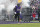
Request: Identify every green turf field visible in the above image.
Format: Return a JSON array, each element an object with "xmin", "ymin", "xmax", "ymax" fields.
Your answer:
[{"xmin": 0, "ymin": 23, "xmax": 40, "ymax": 27}]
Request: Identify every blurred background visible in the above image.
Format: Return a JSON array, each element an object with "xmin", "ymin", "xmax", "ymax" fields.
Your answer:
[{"xmin": 0, "ymin": 0, "xmax": 40, "ymax": 22}]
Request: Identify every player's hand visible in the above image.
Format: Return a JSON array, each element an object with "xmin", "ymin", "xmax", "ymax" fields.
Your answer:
[
  {"xmin": 20, "ymin": 12, "xmax": 21, "ymax": 14},
  {"xmin": 15, "ymin": 12, "xmax": 16, "ymax": 14}
]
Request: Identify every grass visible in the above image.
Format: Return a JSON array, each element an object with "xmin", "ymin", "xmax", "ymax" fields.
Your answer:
[{"xmin": 0, "ymin": 23, "xmax": 40, "ymax": 27}]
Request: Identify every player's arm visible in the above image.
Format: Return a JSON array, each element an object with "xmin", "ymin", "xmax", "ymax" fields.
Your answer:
[
  {"xmin": 20, "ymin": 7, "xmax": 22, "ymax": 14},
  {"xmin": 13, "ymin": 6, "xmax": 17, "ymax": 14}
]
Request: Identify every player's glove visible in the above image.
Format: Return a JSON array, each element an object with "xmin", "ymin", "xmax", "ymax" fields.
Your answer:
[
  {"xmin": 15, "ymin": 12, "xmax": 16, "ymax": 14},
  {"xmin": 20, "ymin": 12, "xmax": 21, "ymax": 14}
]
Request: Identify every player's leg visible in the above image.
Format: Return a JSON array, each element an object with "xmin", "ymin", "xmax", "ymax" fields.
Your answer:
[
  {"xmin": 17, "ymin": 13, "xmax": 20, "ymax": 22},
  {"xmin": 15, "ymin": 14, "xmax": 17, "ymax": 21}
]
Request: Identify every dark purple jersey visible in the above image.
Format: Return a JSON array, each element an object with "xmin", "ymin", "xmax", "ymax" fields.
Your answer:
[{"xmin": 15, "ymin": 6, "xmax": 21, "ymax": 13}]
